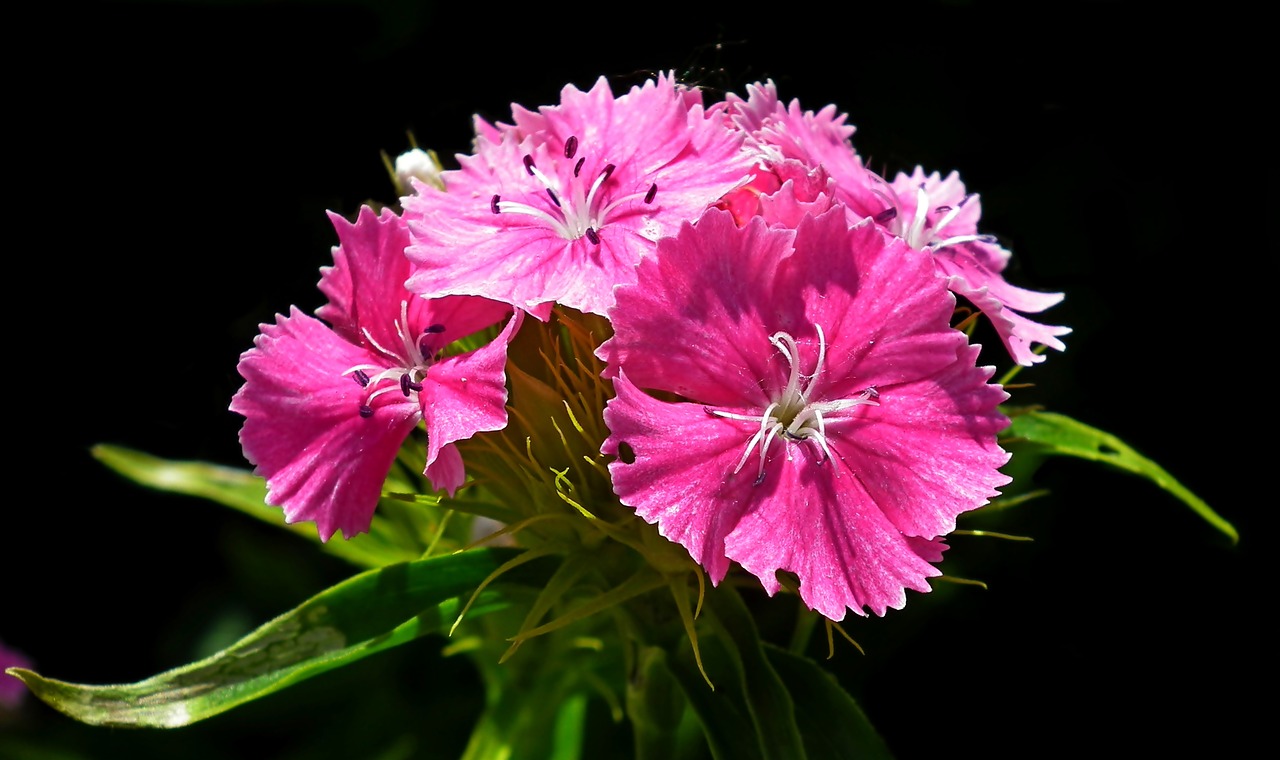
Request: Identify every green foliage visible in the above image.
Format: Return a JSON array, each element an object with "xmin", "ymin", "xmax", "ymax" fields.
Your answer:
[
  {"xmin": 8, "ymin": 549, "xmax": 554, "ymax": 728},
  {"xmin": 1002, "ymin": 409, "xmax": 1237, "ymax": 542}
]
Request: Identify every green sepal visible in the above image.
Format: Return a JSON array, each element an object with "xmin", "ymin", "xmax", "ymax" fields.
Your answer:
[
  {"xmin": 1003, "ymin": 409, "xmax": 1237, "ymax": 542},
  {"xmin": 6, "ymin": 548, "xmax": 556, "ymax": 728}
]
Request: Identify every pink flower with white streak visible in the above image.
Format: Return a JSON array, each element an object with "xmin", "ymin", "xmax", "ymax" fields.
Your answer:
[
  {"xmin": 876, "ymin": 167, "xmax": 1071, "ymax": 366},
  {"xmin": 719, "ymin": 81, "xmax": 1069, "ymax": 366},
  {"xmin": 231, "ymin": 206, "xmax": 521, "ymax": 541},
  {"xmin": 403, "ymin": 72, "xmax": 753, "ymax": 319},
  {"xmin": 600, "ymin": 206, "xmax": 1011, "ymax": 620}
]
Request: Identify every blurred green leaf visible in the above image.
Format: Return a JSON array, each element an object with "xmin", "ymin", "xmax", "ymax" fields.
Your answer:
[
  {"xmin": 91, "ymin": 444, "xmax": 423, "ymax": 567},
  {"xmin": 1004, "ymin": 410, "xmax": 1237, "ymax": 542},
  {"xmin": 7, "ymin": 548, "xmax": 555, "ymax": 728}
]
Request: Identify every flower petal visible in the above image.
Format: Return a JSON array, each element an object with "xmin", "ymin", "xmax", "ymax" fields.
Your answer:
[{"xmin": 231, "ymin": 308, "xmax": 421, "ymax": 541}]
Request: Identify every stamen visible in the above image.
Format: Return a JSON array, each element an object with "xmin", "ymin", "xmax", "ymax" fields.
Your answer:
[
  {"xmin": 489, "ymin": 140, "xmax": 653, "ymax": 244},
  {"xmin": 874, "ymin": 207, "xmax": 897, "ymax": 224},
  {"xmin": 400, "ymin": 373, "xmax": 424, "ymax": 396},
  {"xmin": 359, "ymin": 404, "xmax": 374, "ymax": 418},
  {"xmin": 708, "ymin": 324, "xmax": 879, "ymax": 484},
  {"xmin": 424, "ymin": 324, "xmax": 445, "ymax": 334},
  {"xmin": 352, "ymin": 369, "xmax": 370, "ymax": 388}
]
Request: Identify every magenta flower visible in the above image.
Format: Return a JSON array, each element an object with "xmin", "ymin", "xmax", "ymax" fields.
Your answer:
[
  {"xmin": 600, "ymin": 206, "xmax": 1011, "ymax": 620},
  {"xmin": 402, "ymin": 72, "xmax": 753, "ymax": 318},
  {"xmin": 719, "ymin": 81, "xmax": 1069, "ymax": 366},
  {"xmin": 231, "ymin": 206, "xmax": 521, "ymax": 541},
  {"xmin": 876, "ymin": 168, "xmax": 1071, "ymax": 366}
]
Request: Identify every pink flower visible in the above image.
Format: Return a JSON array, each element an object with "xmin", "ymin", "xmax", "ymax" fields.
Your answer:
[
  {"xmin": 231, "ymin": 206, "xmax": 521, "ymax": 541},
  {"xmin": 600, "ymin": 206, "xmax": 1011, "ymax": 620},
  {"xmin": 874, "ymin": 168, "xmax": 1071, "ymax": 366},
  {"xmin": 402, "ymin": 72, "xmax": 753, "ymax": 318},
  {"xmin": 719, "ymin": 81, "xmax": 1069, "ymax": 366}
]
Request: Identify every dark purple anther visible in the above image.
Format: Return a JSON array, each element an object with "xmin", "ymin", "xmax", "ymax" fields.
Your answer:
[
  {"xmin": 644, "ymin": 183, "xmax": 657, "ymax": 204},
  {"xmin": 425, "ymin": 323, "xmax": 445, "ymax": 334},
  {"xmin": 523, "ymin": 155, "xmax": 536, "ymax": 176},
  {"xmin": 359, "ymin": 404, "xmax": 374, "ymax": 419},
  {"xmin": 585, "ymin": 227, "xmax": 600, "ymax": 245},
  {"xmin": 935, "ymin": 205, "xmax": 952, "ymax": 215},
  {"xmin": 600, "ymin": 164, "xmax": 615, "ymax": 183},
  {"xmin": 977, "ymin": 234, "xmax": 998, "ymax": 244},
  {"xmin": 491, "ymin": 195, "xmax": 501, "ymax": 214},
  {"xmin": 573, "ymin": 157, "xmax": 584, "ymax": 177},
  {"xmin": 399, "ymin": 374, "xmax": 425, "ymax": 396},
  {"xmin": 546, "ymin": 188, "xmax": 561, "ymax": 207},
  {"xmin": 564, "ymin": 136, "xmax": 578, "ymax": 159},
  {"xmin": 874, "ymin": 207, "xmax": 898, "ymax": 224},
  {"xmin": 958, "ymin": 194, "xmax": 973, "ymax": 207},
  {"xmin": 352, "ymin": 369, "xmax": 371, "ymax": 388}
]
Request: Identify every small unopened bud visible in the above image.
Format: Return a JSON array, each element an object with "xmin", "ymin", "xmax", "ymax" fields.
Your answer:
[{"xmin": 391, "ymin": 147, "xmax": 444, "ymax": 194}]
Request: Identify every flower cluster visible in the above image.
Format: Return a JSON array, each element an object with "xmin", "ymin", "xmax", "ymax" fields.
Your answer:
[{"xmin": 233, "ymin": 72, "xmax": 1067, "ymax": 621}]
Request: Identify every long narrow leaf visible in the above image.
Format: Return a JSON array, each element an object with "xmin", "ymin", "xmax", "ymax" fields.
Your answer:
[
  {"xmin": 1005, "ymin": 410, "xmax": 1237, "ymax": 542},
  {"xmin": 7, "ymin": 548, "xmax": 555, "ymax": 728}
]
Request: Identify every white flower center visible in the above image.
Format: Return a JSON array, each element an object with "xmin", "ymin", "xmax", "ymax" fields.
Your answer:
[
  {"xmin": 489, "ymin": 135, "xmax": 657, "ymax": 245},
  {"xmin": 343, "ymin": 300, "xmax": 443, "ymax": 418},
  {"xmin": 708, "ymin": 324, "xmax": 880, "ymax": 484}
]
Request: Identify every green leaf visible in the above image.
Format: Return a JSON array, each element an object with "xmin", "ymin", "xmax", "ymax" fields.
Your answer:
[
  {"xmin": 90, "ymin": 444, "xmax": 423, "ymax": 567},
  {"xmin": 1004, "ymin": 410, "xmax": 1237, "ymax": 542},
  {"xmin": 663, "ymin": 586, "xmax": 808, "ymax": 760},
  {"xmin": 763, "ymin": 645, "xmax": 895, "ymax": 760},
  {"xmin": 7, "ymin": 548, "xmax": 554, "ymax": 728},
  {"xmin": 666, "ymin": 631, "xmax": 764, "ymax": 760},
  {"xmin": 704, "ymin": 587, "xmax": 806, "ymax": 760}
]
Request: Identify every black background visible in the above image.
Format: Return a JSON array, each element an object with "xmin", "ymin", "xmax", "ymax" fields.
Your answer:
[{"xmin": 8, "ymin": 1, "xmax": 1268, "ymax": 758}]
